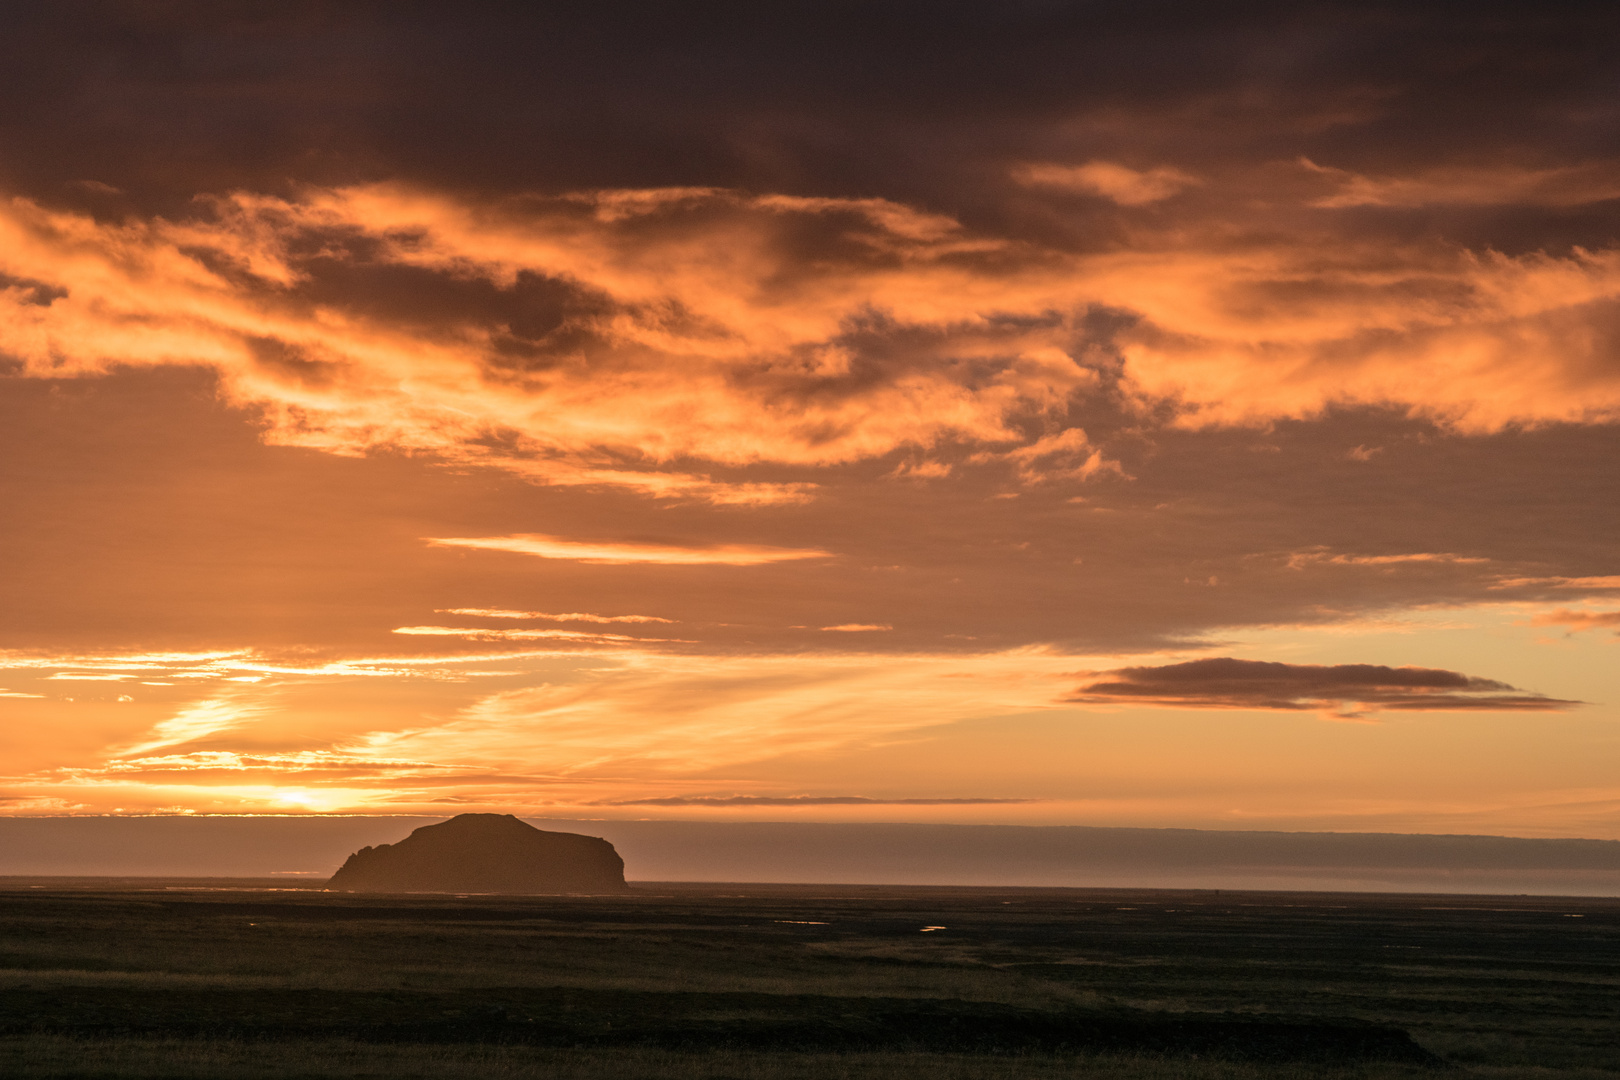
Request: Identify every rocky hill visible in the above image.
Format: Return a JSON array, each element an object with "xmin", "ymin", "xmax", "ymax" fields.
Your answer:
[{"xmin": 326, "ymin": 814, "xmax": 627, "ymax": 894}]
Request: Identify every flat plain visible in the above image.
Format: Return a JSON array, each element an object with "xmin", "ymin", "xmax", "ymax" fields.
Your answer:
[{"xmin": 0, "ymin": 881, "xmax": 1614, "ymax": 1079}]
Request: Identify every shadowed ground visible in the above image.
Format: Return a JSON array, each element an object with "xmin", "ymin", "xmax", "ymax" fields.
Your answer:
[{"xmin": 0, "ymin": 883, "xmax": 1615, "ymax": 1078}]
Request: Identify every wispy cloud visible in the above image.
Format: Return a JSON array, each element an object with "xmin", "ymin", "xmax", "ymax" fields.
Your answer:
[
  {"xmin": 1494, "ymin": 576, "xmax": 1620, "ymax": 593},
  {"xmin": 1304, "ymin": 159, "xmax": 1620, "ymax": 209},
  {"xmin": 0, "ymin": 651, "xmax": 250, "ymax": 673},
  {"xmin": 1285, "ymin": 550, "xmax": 1491, "ymax": 570},
  {"xmin": 1531, "ymin": 609, "xmax": 1620, "ymax": 635},
  {"xmin": 441, "ymin": 609, "xmax": 675, "ymax": 623},
  {"xmin": 120, "ymin": 696, "xmax": 271, "ymax": 755},
  {"xmin": 1013, "ymin": 161, "xmax": 1198, "ymax": 205},
  {"xmin": 349, "ymin": 649, "xmax": 1089, "ymax": 776},
  {"xmin": 392, "ymin": 626, "xmax": 666, "ymax": 643},
  {"xmin": 425, "ymin": 534, "xmax": 831, "ymax": 565}
]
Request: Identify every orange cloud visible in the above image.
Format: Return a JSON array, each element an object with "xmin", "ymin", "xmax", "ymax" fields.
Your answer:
[
  {"xmin": 982, "ymin": 427, "xmax": 1121, "ymax": 485},
  {"xmin": 119, "ymin": 695, "xmax": 271, "ymax": 755},
  {"xmin": 5, "ymin": 180, "xmax": 1620, "ymax": 510},
  {"xmin": 1304, "ymin": 159, "xmax": 1620, "ymax": 209},
  {"xmin": 0, "ymin": 186, "xmax": 1090, "ymax": 489},
  {"xmin": 0, "ymin": 647, "xmax": 577, "ymax": 685},
  {"xmin": 441, "ymin": 609, "xmax": 674, "ymax": 623},
  {"xmin": 424, "ymin": 534, "xmax": 830, "ymax": 565},
  {"xmin": 1491, "ymin": 575, "xmax": 1620, "ymax": 593},
  {"xmin": 1013, "ymin": 161, "xmax": 1199, "ymax": 205},
  {"xmin": 391, "ymin": 626, "xmax": 646, "ymax": 643},
  {"xmin": 1285, "ymin": 550, "xmax": 1492, "ymax": 571},
  {"xmin": 0, "ymin": 646, "xmax": 1102, "ymax": 815},
  {"xmin": 341, "ymin": 649, "xmax": 1089, "ymax": 780},
  {"xmin": 1531, "ymin": 609, "xmax": 1620, "ymax": 634}
]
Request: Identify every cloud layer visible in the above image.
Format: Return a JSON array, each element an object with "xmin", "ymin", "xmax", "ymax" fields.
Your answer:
[
  {"xmin": 4, "ymin": 175, "xmax": 1620, "ymax": 508},
  {"xmin": 1, "ymin": 2, "xmax": 1618, "ymax": 831}
]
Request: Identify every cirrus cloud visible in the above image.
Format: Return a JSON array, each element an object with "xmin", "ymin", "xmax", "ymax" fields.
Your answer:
[
  {"xmin": 441, "ymin": 609, "xmax": 675, "ymax": 623},
  {"xmin": 424, "ymin": 534, "xmax": 830, "ymax": 565}
]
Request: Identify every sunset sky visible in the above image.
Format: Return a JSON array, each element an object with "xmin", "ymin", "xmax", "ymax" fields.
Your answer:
[{"xmin": 2, "ymin": 1, "xmax": 1618, "ymax": 837}]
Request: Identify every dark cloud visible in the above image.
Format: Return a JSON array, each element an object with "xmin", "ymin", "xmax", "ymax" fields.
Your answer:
[
  {"xmin": 1069, "ymin": 658, "xmax": 1581, "ymax": 715},
  {"xmin": 4, "ymin": 1, "xmax": 1619, "ymax": 242}
]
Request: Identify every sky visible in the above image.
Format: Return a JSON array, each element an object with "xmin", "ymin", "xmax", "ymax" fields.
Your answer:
[{"xmin": 1, "ymin": 1, "xmax": 1618, "ymax": 838}]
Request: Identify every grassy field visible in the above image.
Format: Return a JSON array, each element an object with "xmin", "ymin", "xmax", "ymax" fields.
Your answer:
[{"xmin": 0, "ymin": 882, "xmax": 1615, "ymax": 1078}]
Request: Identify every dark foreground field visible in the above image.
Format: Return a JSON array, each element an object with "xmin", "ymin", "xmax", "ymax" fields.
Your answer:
[{"xmin": 0, "ymin": 882, "xmax": 1614, "ymax": 1079}]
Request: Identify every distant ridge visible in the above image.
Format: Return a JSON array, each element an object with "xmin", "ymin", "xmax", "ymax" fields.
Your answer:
[{"xmin": 327, "ymin": 814, "xmax": 628, "ymax": 894}]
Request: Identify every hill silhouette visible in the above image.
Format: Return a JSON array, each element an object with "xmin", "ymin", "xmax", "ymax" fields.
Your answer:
[{"xmin": 327, "ymin": 814, "xmax": 627, "ymax": 894}]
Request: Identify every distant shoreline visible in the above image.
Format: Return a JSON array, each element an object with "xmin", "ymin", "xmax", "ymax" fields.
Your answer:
[
  {"xmin": 1, "ymin": 877, "xmax": 1616, "ymax": 902},
  {"xmin": 3, "ymin": 818, "xmax": 1618, "ymax": 896}
]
